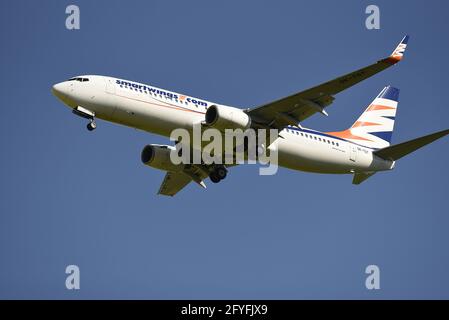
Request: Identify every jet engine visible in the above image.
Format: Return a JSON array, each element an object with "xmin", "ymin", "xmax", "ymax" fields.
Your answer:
[
  {"xmin": 141, "ymin": 144, "xmax": 183, "ymax": 172},
  {"xmin": 205, "ymin": 105, "xmax": 251, "ymax": 130}
]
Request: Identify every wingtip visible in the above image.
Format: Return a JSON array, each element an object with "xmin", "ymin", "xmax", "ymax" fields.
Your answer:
[{"xmin": 386, "ymin": 35, "xmax": 409, "ymax": 64}]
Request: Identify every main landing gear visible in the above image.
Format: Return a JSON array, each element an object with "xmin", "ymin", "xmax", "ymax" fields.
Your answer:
[{"xmin": 209, "ymin": 165, "xmax": 227, "ymax": 183}]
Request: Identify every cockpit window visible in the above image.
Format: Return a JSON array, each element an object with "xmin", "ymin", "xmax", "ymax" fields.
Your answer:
[{"xmin": 67, "ymin": 77, "xmax": 89, "ymax": 82}]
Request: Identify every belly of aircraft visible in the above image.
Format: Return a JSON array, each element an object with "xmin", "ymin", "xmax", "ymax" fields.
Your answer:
[{"xmin": 276, "ymin": 138, "xmax": 352, "ymax": 174}]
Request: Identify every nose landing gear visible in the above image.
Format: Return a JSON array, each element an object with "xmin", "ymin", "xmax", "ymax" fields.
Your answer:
[
  {"xmin": 72, "ymin": 106, "xmax": 97, "ymax": 132},
  {"xmin": 87, "ymin": 119, "xmax": 97, "ymax": 131}
]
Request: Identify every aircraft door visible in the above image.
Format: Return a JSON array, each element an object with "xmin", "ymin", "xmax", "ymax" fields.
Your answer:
[
  {"xmin": 100, "ymin": 77, "xmax": 117, "ymax": 118},
  {"xmin": 349, "ymin": 145, "xmax": 357, "ymax": 162},
  {"xmin": 105, "ymin": 78, "xmax": 116, "ymax": 94}
]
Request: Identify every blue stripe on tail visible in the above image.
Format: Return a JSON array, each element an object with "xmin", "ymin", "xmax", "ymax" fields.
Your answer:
[
  {"xmin": 377, "ymin": 86, "xmax": 400, "ymax": 101},
  {"xmin": 370, "ymin": 131, "xmax": 393, "ymax": 143}
]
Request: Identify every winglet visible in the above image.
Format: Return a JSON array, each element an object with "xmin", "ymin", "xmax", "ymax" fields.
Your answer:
[{"xmin": 386, "ymin": 35, "xmax": 409, "ymax": 64}]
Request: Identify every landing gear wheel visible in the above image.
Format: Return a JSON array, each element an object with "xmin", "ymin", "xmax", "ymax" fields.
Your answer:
[
  {"xmin": 87, "ymin": 121, "xmax": 97, "ymax": 131},
  {"xmin": 216, "ymin": 166, "xmax": 227, "ymax": 180},
  {"xmin": 210, "ymin": 172, "xmax": 220, "ymax": 183}
]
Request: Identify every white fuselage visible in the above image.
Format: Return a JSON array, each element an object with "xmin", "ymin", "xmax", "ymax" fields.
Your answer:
[{"xmin": 52, "ymin": 75, "xmax": 394, "ymax": 175}]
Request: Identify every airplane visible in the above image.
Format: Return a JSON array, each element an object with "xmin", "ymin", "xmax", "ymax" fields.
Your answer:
[{"xmin": 52, "ymin": 35, "xmax": 448, "ymax": 196}]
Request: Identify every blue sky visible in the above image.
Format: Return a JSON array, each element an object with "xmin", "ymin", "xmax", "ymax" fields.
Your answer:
[{"xmin": 0, "ymin": 0, "xmax": 448, "ymax": 299}]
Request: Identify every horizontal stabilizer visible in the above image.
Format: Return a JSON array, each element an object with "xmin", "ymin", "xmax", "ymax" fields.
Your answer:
[
  {"xmin": 352, "ymin": 172, "xmax": 376, "ymax": 185},
  {"xmin": 374, "ymin": 129, "xmax": 449, "ymax": 161}
]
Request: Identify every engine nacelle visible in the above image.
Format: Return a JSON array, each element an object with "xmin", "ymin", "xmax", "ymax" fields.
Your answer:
[
  {"xmin": 205, "ymin": 105, "xmax": 251, "ymax": 130},
  {"xmin": 141, "ymin": 144, "xmax": 183, "ymax": 172}
]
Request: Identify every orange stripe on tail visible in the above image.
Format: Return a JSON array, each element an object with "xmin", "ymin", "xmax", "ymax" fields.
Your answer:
[
  {"xmin": 366, "ymin": 104, "xmax": 396, "ymax": 111},
  {"xmin": 326, "ymin": 129, "xmax": 373, "ymax": 141},
  {"xmin": 351, "ymin": 121, "xmax": 381, "ymax": 128}
]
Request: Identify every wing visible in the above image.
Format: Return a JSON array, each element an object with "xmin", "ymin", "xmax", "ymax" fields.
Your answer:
[
  {"xmin": 158, "ymin": 172, "xmax": 192, "ymax": 196},
  {"xmin": 157, "ymin": 165, "xmax": 209, "ymax": 196},
  {"xmin": 247, "ymin": 35, "xmax": 409, "ymax": 130}
]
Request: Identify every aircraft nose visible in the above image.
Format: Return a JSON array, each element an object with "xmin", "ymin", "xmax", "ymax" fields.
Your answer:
[{"xmin": 51, "ymin": 82, "xmax": 67, "ymax": 99}]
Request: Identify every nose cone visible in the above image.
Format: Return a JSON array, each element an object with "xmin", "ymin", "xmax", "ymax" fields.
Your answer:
[
  {"xmin": 52, "ymin": 82, "xmax": 67, "ymax": 100},
  {"xmin": 52, "ymin": 81, "xmax": 77, "ymax": 108}
]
